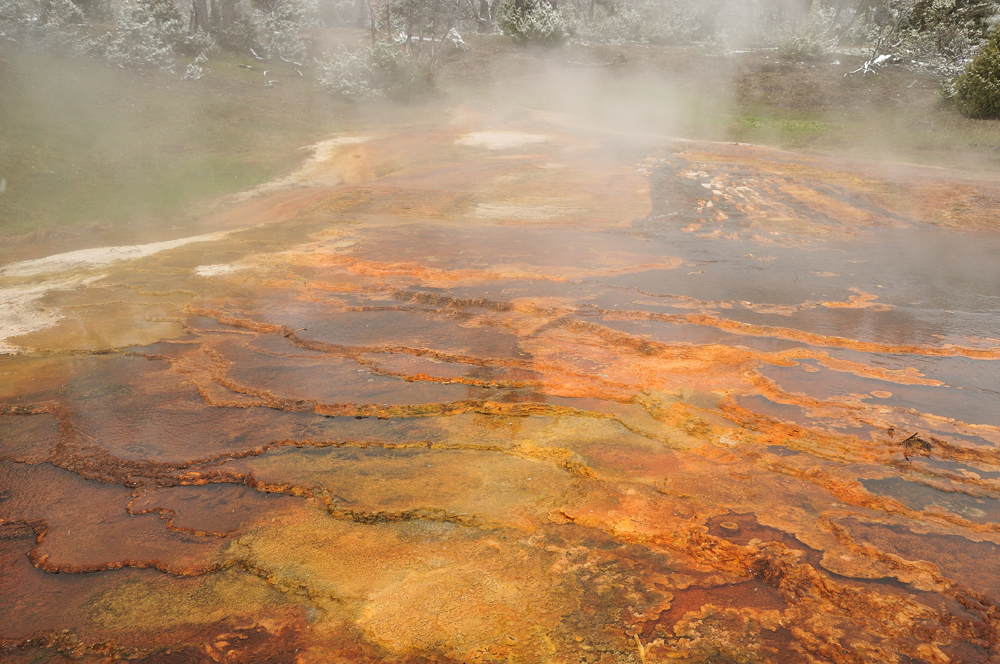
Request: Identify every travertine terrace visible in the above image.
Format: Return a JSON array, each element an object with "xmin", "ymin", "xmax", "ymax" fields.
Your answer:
[{"xmin": 3, "ymin": 106, "xmax": 1000, "ymax": 663}]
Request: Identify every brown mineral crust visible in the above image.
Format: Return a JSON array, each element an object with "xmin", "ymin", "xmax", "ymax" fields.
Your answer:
[
  {"xmin": 717, "ymin": 400, "xmax": 1000, "ymax": 531},
  {"xmin": 225, "ymin": 445, "xmax": 577, "ymax": 531},
  {"xmin": 296, "ymin": 138, "xmax": 652, "ymax": 226},
  {"xmin": 834, "ymin": 516, "xmax": 1000, "ymax": 602},
  {"xmin": 5, "ymin": 115, "xmax": 1000, "ymax": 662},
  {"xmin": 350, "ymin": 525, "xmax": 671, "ymax": 663},
  {"xmin": 671, "ymin": 143, "xmax": 1000, "ymax": 232},
  {"xmin": 283, "ymin": 309, "xmax": 527, "ymax": 362},
  {"xmin": 0, "ymin": 461, "xmax": 224, "ymax": 575},
  {"xmin": 13, "ymin": 301, "xmax": 187, "ymax": 353},
  {"xmin": 126, "ymin": 483, "xmax": 311, "ymax": 538},
  {"xmin": 719, "ymin": 397, "xmax": 916, "ymax": 466},
  {"xmin": 602, "ymin": 286, "xmax": 902, "ymax": 319},
  {"xmin": 646, "ymin": 602, "xmax": 798, "ymax": 664},
  {"xmin": 2, "ymin": 618, "xmax": 312, "ymax": 664},
  {"xmin": 213, "ymin": 336, "xmax": 478, "ymax": 406},
  {"xmin": 706, "ymin": 512, "xmax": 823, "ymax": 567},
  {"xmin": 781, "ymin": 351, "xmax": 941, "ymax": 386},
  {"xmin": 2, "ymin": 353, "xmax": 347, "ymax": 463},
  {"xmin": 112, "ymin": 621, "xmax": 310, "ymax": 664},
  {"xmin": 392, "ymin": 289, "xmax": 518, "ymax": 311},
  {"xmin": 600, "ymin": 308, "xmax": 1000, "ymax": 359},
  {"xmin": 551, "ymin": 476, "xmax": 1000, "ymax": 659},
  {"xmin": 225, "ymin": 515, "xmax": 596, "ymax": 662},
  {"xmin": 0, "ymin": 520, "xmax": 306, "ymax": 661},
  {"xmin": 649, "ymin": 582, "xmax": 789, "ymax": 634},
  {"xmin": 0, "ymin": 409, "xmax": 61, "ymax": 463},
  {"xmin": 283, "ymin": 251, "xmax": 684, "ymax": 286},
  {"xmin": 573, "ymin": 439, "xmax": 681, "ymax": 483},
  {"xmin": 519, "ymin": 322, "xmax": 760, "ymax": 398},
  {"xmin": 357, "ymin": 352, "xmax": 545, "ymax": 388},
  {"xmin": 182, "ymin": 301, "xmax": 888, "ymax": 419},
  {"xmin": 185, "ymin": 306, "xmax": 534, "ymax": 368}
]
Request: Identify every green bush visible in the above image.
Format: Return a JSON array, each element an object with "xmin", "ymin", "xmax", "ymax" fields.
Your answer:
[
  {"xmin": 954, "ymin": 30, "xmax": 1000, "ymax": 118},
  {"xmin": 496, "ymin": 0, "xmax": 567, "ymax": 46}
]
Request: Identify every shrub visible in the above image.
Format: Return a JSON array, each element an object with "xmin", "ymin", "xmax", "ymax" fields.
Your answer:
[
  {"xmin": 215, "ymin": 0, "xmax": 322, "ymax": 59},
  {"xmin": 217, "ymin": 0, "xmax": 261, "ymax": 53},
  {"xmin": 954, "ymin": 28, "xmax": 1000, "ymax": 117},
  {"xmin": 72, "ymin": 0, "xmax": 112, "ymax": 21},
  {"xmin": 183, "ymin": 62, "xmax": 204, "ymax": 79},
  {"xmin": 259, "ymin": 0, "xmax": 313, "ymax": 59},
  {"xmin": 0, "ymin": 0, "xmax": 83, "ymax": 50},
  {"xmin": 444, "ymin": 27, "xmax": 467, "ymax": 52},
  {"xmin": 317, "ymin": 42, "xmax": 427, "ymax": 99},
  {"xmin": 776, "ymin": 0, "xmax": 837, "ymax": 61},
  {"xmin": 134, "ymin": 0, "xmax": 214, "ymax": 56},
  {"xmin": 905, "ymin": 0, "xmax": 1000, "ymax": 54},
  {"xmin": 572, "ymin": 5, "xmax": 643, "ymax": 43},
  {"xmin": 86, "ymin": 0, "xmax": 178, "ymax": 69},
  {"xmin": 496, "ymin": 0, "xmax": 567, "ymax": 46},
  {"xmin": 568, "ymin": 0, "xmax": 705, "ymax": 45}
]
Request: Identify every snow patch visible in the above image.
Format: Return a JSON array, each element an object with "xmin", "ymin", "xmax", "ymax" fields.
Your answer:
[
  {"xmin": 194, "ymin": 264, "xmax": 238, "ymax": 277},
  {"xmin": 0, "ymin": 231, "xmax": 233, "ymax": 277},
  {"xmin": 473, "ymin": 203, "xmax": 582, "ymax": 220},
  {"xmin": 0, "ymin": 277, "xmax": 103, "ymax": 354}
]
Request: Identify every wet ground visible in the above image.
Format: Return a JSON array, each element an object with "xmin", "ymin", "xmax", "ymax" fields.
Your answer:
[{"xmin": 2, "ymin": 105, "xmax": 1000, "ymax": 663}]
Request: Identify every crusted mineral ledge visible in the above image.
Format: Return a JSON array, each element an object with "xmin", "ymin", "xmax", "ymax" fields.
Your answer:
[{"xmin": 2, "ymin": 108, "xmax": 1000, "ymax": 663}]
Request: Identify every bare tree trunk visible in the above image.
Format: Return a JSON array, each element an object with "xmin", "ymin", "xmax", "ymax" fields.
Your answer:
[
  {"xmin": 356, "ymin": 0, "xmax": 366, "ymax": 28},
  {"xmin": 478, "ymin": 0, "xmax": 490, "ymax": 31},
  {"xmin": 217, "ymin": 0, "xmax": 236, "ymax": 31},
  {"xmin": 367, "ymin": 0, "xmax": 376, "ymax": 47},
  {"xmin": 429, "ymin": 19, "xmax": 436, "ymax": 64},
  {"xmin": 190, "ymin": 0, "xmax": 210, "ymax": 33}
]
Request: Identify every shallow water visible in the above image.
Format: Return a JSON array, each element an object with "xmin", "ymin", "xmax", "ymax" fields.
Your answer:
[{"xmin": 2, "ymin": 106, "xmax": 1000, "ymax": 663}]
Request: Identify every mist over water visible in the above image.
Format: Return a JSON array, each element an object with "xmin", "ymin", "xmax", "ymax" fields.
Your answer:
[{"xmin": 5, "ymin": 8, "xmax": 1000, "ymax": 662}]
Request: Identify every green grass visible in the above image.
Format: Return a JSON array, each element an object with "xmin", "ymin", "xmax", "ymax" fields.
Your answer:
[{"xmin": 727, "ymin": 113, "xmax": 832, "ymax": 146}]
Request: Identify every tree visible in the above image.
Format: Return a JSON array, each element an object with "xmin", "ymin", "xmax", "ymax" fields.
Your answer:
[
  {"xmin": 496, "ymin": 0, "xmax": 567, "ymax": 45},
  {"xmin": 954, "ymin": 27, "xmax": 1000, "ymax": 118},
  {"xmin": 190, "ymin": 0, "xmax": 238, "ymax": 36}
]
